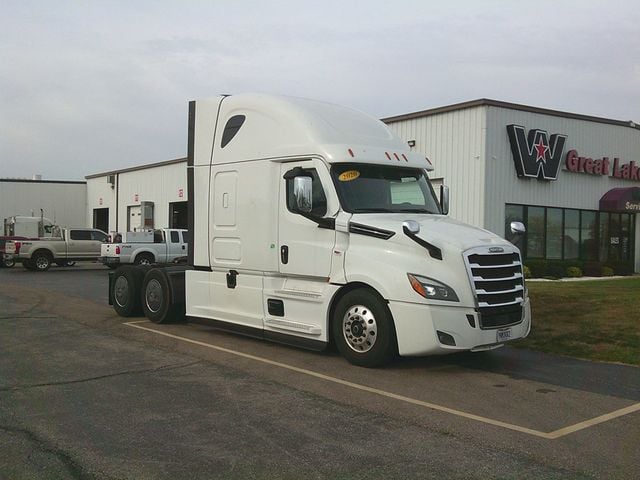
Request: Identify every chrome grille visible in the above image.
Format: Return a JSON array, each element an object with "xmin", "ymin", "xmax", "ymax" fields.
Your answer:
[{"xmin": 464, "ymin": 246, "xmax": 525, "ymax": 329}]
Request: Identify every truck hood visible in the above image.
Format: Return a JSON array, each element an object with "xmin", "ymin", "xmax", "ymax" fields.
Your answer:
[{"xmin": 350, "ymin": 213, "xmax": 511, "ymax": 251}]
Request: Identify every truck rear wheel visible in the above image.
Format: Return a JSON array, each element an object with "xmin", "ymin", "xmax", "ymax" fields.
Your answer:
[
  {"xmin": 32, "ymin": 251, "xmax": 53, "ymax": 272},
  {"xmin": 141, "ymin": 268, "xmax": 185, "ymax": 324},
  {"xmin": 135, "ymin": 253, "xmax": 154, "ymax": 266},
  {"xmin": 2, "ymin": 256, "xmax": 15, "ymax": 268},
  {"xmin": 332, "ymin": 288, "xmax": 397, "ymax": 368},
  {"xmin": 111, "ymin": 266, "xmax": 145, "ymax": 317}
]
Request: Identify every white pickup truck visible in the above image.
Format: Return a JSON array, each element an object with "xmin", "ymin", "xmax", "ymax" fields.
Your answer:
[
  {"xmin": 100, "ymin": 229, "xmax": 188, "ymax": 267},
  {"xmin": 7, "ymin": 227, "xmax": 110, "ymax": 271}
]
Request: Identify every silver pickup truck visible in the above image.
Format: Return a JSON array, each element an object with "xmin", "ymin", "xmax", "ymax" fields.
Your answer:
[
  {"xmin": 6, "ymin": 227, "xmax": 109, "ymax": 271},
  {"xmin": 100, "ymin": 228, "xmax": 188, "ymax": 267}
]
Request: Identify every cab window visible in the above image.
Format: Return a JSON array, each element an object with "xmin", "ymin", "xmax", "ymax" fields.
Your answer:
[
  {"xmin": 70, "ymin": 230, "xmax": 91, "ymax": 240},
  {"xmin": 91, "ymin": 231, "xmax": 108, "ymax": 242},
  {"xmin": 285, "ymin": 168, "xmax": 327, "ymax": 217},
  {"xmin": 170, "ymin": 231, "xmax": 180, "ymax": 243}
]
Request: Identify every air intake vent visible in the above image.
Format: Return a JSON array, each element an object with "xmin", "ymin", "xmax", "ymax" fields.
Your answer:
[{"xmin": 464, "ymin": 246, "xmax": 524, "ymax": 329}]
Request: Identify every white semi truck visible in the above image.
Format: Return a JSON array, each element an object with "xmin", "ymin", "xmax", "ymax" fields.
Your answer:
[
  {"xmin": 109, "ymin": 94, "xmax": 531, "ymax": 367},
  {"xmin": 4, "ymin": 215, "xmax": 54, "ymax": 238}
]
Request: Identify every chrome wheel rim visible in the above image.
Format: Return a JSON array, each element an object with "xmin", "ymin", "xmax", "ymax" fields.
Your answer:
[
  {"xmin": 342, "ymin": 304, "xmax": 377, "ymax": 353},
  {"xmin": 114, "ymin": 276, "xmax": 129, "ymax": 307},
  {"xmin": 139, "ymin": 257, "xmax": 151, "ymax": 265},
  {"xmin": 36, "ymin": 256, "xmax": 49, "ymax": 270},
  {"xmin": 145, "ymin": 279, "xmax": 163, "ymax": 313}
]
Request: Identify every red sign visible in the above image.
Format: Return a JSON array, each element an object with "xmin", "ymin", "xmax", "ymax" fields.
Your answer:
[
  {"xmin": 566, "ymin": 150, "xmax": 640, "ymax": 181},
  {"xmin": 178, "ymin": 188, "xmax": 184, "ymax": 198}
]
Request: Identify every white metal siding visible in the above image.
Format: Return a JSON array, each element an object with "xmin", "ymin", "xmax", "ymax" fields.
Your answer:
[
  {"xmin": 86, "ymin": 177, "xmax": 116, "ymax": 230},
  {"xmin": 86, "ymin": 161, "xmax": 187, "ymax": 233},
  {"xmin": 0, "ymin": 181, "xmax": 86, "ymax": 229},
  {"xmin": 386, "ymin": 106, "xmax": 487, "ymax": 227},
  {"xmin": 484, "ymin": 106, "xmax": 640, "ymax": 237}
]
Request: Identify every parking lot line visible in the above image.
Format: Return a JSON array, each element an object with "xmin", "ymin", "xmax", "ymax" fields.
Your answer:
[{"xmin": 124, "ymin": 321, "xmax": 640, "ymax": 440}]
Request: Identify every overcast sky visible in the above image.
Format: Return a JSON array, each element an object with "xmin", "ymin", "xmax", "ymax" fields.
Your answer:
[{"xmin": 1, "ymin": 0, "xmax": 639, "ymax": 180}]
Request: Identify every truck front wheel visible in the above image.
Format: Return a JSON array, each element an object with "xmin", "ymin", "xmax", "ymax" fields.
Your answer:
[
  {"xmin": 332, "ymin": 289, "xmax": 397, "ymax": 368},
  {"xmin": 32, "ymin": 251, "xmax": 53, "ymax": 272},
  {"xmin": 111, "ymin": 266, "xmax": 145, "ymax": 317},
  {"xmin": 142, "ymin": 269, "xmax": 184, "ymax": 324}
]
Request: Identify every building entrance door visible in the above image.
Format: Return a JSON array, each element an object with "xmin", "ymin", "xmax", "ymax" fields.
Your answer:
[
  {"xmin": 169, "ymin": 201, "xmax": 188, "ymax": 229},
  {"xmin": 93, "ymin": 208, "xmax": 109, "ymax": 232}
]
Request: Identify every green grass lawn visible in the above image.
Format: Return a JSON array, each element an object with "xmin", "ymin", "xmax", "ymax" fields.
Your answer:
[{"xmin": 513, "ymin": 277, "xmax": 640, "ymax": 366}]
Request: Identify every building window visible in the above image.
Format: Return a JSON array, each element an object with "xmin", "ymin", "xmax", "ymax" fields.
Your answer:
[
  {"xmin": 504, "ymin": 204, "xmax": 524, "ymax": 244},
  {"xmin": 546, "ymin": 208, "xmax": 563, "ymax": 259},
  {"xmin": 506, "ymin": 203, "xmax": 635, "ymax": 267},
  {"xmin": 580, "ymin": 211, "xmax": 597, "ymax": 260},
  {"xmin": 599, "ymin": 213, "xmax": 609, "ymax": 262},
  {"xmin": 564, "ymin": 209, "xmax": 580, "ymax": 260},
  {"xmin": 526, "ymin": 206, "xmax": 546, "ymax": 258}
]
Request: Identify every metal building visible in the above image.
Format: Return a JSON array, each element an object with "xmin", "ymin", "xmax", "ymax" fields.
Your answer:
[
  {"xmin": 85, "ymin": 158, "xmax": 188, "ymax": 235},
  {"xmin": 383, "ymin": 99, "xmax": 640, "ymax": 273},
  {"xmin": 83, "ymin": 98, "xmax": 640, "ymax": 274},
  {"xmin": 0, "ymin": 178, "xmax": 87, "ymax": 231}
]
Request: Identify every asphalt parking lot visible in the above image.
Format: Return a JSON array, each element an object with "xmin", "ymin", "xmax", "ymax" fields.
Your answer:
[{"xmin": 1, "ymin": 263, "xmax": 639, "ymax": 479}]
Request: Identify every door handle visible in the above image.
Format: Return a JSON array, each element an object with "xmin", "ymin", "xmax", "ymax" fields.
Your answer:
[{"xmin": 280, "ymin": 245, "xmax": 289, "ymax": 264}]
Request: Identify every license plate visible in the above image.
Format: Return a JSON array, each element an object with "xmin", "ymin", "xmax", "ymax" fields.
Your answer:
[{"xmin": 497, "ymin": 328, "xmax": 512, "ymax": 342}]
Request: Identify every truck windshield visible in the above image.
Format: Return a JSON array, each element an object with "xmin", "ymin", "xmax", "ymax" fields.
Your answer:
[{"xmin": 331, "ymin": 163, "xmax": 441, "ymax": 214}]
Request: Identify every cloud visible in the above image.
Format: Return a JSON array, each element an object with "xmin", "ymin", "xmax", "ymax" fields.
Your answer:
[{"xmin": 0, "ymin": 0, "xmax": 639, "ymax": 179}]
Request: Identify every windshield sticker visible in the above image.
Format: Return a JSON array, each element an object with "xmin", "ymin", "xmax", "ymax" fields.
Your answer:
[{"xmin": 338, "ymin": 170, "xmax": 360, "ymax": 182}]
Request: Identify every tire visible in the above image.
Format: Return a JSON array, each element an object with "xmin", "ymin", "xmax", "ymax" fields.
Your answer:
[
  {"xmin": 134, "ymin": 253, "xmax": 155, "ymax": 266},
  {"xmin": 111, "ymin": 266, "xmax": 145, "ymax": 317},
  {"xmin": 2, "ymin": 256, "xmax": 15, "ymax": 268},
  {"xmin": 141, "ymin": 268, "xmax": 184, "ymax": 324},
  {"xmin": 332, "ymin": 288, "xmax": 397, "ymax": 368},
  {"xmin": 32, "ymin": 251, "xmax": 53, "ymax": 272}
]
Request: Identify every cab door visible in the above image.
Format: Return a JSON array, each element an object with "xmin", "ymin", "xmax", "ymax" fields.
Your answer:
[
  {"xmin": 67, "ymin": 229, "xmax": 94, "ymax": 258},
  {"xmin": 167, "ymin": 230, "xmax": 186, "ymax": 260},
  {"xmin": 278, "ymin": 160, "xmax": 335, "ymax": 278}
]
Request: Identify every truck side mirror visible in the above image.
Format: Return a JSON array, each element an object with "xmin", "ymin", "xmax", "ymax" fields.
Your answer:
[
  {"xmin": 293, "ymin": 176, "xmax": 313, "ymax": 213},
  {"xmin": 440, "ymin": 185, "xmax": 450, "ymax": 215},
  {"xmin": 510, "ymin": 221, "xmax": 526, "ymax": 236},
  {"xmin": 509, "ymin": 221, "xmax": 526, "ymax": 248}
]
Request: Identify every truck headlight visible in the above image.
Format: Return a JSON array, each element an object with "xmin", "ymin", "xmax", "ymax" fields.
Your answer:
[{"xmin": 407, "ymin": 274, "xmax": 459, "ymax": 302}]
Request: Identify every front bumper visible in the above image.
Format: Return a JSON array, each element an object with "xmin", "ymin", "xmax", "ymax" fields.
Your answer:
[{"xmin": 388, "ymin": 297, "xmax": 531, "ymax": 356}]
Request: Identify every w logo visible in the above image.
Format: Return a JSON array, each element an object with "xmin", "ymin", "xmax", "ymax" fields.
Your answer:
[{"xmin": 506, "ymin": 125, "xmax": 567, "ymax": 181}]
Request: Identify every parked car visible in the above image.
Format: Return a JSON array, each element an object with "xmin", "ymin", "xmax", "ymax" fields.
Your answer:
[
  {"xmin": 100, "ymin": 229, "xmax": 188, "ymax": 267},
  {"xmin": 8, "ymin": 227, "xmax": 109, "ymax": 271},
  {"xmin": 0, "ymin": 236, "xmax": 31, "ymax": 268}
]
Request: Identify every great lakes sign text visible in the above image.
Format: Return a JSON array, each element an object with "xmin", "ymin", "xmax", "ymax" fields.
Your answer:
[{"xmin": 506, "ymin": 125, "xmax": 639, "ymax": 182}]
